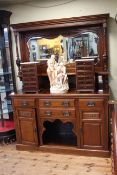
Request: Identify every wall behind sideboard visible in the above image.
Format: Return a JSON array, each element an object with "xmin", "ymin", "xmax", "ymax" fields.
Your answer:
[{"xmin": 0, "ymin": 0, "xmax": 117, "ymax": 99}]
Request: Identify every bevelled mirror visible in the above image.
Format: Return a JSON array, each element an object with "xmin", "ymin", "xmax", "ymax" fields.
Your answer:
[{"xmin": 27, "ymin": 31, "xmax": 99, "ymax": 63}]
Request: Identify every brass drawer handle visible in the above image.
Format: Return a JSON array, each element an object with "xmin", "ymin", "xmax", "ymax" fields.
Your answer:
[
  {"xmin": 45, "ymin": 111, "xmax": 52, "ymax": 116},
  {"xmin": 63, "ymin": 111, "xmax": 70, "ymax": 117},
  {"xmin": 44, "ymin": 101, "xmax": 51, "ymax": 107},
  {"xmin": 87, "ymin": 101, "xmax": 95, "ymax": 107},
  {"xmin": 21, "ymin": 101, "xmax": 28, "ymax": 107},
  {"xmin": 61, "ymin": 101, "xmax": 69, "ymax": 107}
]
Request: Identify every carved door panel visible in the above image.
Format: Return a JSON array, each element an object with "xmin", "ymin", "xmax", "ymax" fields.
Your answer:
[
  {"xmin": 16, "ymin": 108, "xmax": 38, "ymax": 146},
  {"xmin": 80, "ymin": 110, "xmax": 105, "ymax": 150}
]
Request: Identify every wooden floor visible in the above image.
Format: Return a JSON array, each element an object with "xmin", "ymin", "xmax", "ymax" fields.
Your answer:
[{"xmin": 0, "ymin": 143, "xmax": 111, "ymax": 175}]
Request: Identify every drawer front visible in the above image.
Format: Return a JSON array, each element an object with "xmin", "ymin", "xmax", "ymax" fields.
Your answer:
[
  {"xmin": 13, "ymin": 98, "xmax": 35, "ymax": 108},
  {"xmin": 82, "ymin": 111, "xmax": 102, "ymax": 119},
  {"xmin": 77, "ymin": 78, "xmax": 94, "ymax": 84},
  {"xmin": 21, "ymin": 64, "xmax": 37, "ymax": 70},
  {"xmin": 39, "ymin": 99, "xmax": 75, "ymax": 108},
  {"xmin": 76, "ymin": 65, "xmax": 94, "ymax": 71},
  {"xmin": 76, "ymin": 60, "xmax": 94, "ymax": 66},
  {"xmin": 79, "ymin": 99, "xmax": 104, "ymax": 110},
  {"xmin": 17, "ymin": 108, "xmax": 35, "ymax": 118},
  {"xmin": 39, "ymin": 108, "xmax": 75, "ymax": 118},
  {"xmin": 77, "ymin": 84, "xmax": 94, "ymax": 89},
  {"xmin": 76, "ymin": 72, "xmax": 94, "ymax": 76}
]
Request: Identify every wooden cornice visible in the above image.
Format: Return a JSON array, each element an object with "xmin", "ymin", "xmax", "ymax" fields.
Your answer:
[{"xmin": 11, "ymin": 13, "xmax": 109, "ymax": 32}]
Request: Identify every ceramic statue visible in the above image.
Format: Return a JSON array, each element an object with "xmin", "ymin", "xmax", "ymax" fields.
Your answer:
[{"xmin": 47, "ymin": 55, "xmax": 69, "ymax": 93}]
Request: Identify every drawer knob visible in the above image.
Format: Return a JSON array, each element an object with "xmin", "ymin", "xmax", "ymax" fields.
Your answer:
[
  {"xmin": 44, "ymin": 101, "xmax": 51, "ymax": 107},
  {"xmin": 63, "ymin": 111, "xmax": 70, "ymax": 117},
  {"xmin": 62, "ymin": 101, "xmax": 69, "ymax": 107},
  {"xmin": 21, "ymin": 101, "xmax": 28, "ymax": 107},
  {"xmin": 87, "ymin": 101, "xmax": 95, "ymax": 107},
  {"xmin": 45, "ymin": 111, "xmax": 52, "ymax": 116}
]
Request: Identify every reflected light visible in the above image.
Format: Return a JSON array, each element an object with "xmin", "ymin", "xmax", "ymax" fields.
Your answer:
[{"xmin": 4, "ymin": 28, "xmax": 8, "ymax": 33}]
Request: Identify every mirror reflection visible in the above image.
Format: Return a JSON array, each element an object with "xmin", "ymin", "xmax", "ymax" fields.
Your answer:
[{"xmin": 27, "ymin": 32, "xmax": 99, "ymax": 63}]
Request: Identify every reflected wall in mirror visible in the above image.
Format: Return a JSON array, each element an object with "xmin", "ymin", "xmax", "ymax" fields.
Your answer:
[{"xmin": 27, "ymin": 32, "xmax": 99, "ymax": 63}]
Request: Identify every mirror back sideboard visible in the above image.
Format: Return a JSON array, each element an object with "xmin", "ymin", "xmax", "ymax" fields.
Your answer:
[{"xmin": 10, "ymin": 14, "xmax": 110, "ymax": 157}]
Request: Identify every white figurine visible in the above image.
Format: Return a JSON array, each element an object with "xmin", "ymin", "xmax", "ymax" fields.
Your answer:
[
  {"xmin": 47, "ymin": 54, "xmax": 57, "ymax": 87},
  {"xmin": 47, "ymin": 55, "xmax": 69, "ymax": 93},
  {"xmin": 56, "ymin": 62, "xmax": 67, "ymax": 87}
]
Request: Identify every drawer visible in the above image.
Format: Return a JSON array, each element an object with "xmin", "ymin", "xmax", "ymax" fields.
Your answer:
[
  {"xmin": 76, "ymin": 71, "xmax": 94, "ymax": 76},
  {"xmin": 79, "ymin": 99, "xmax": 104, "ymax": 110},
  {"xmin": 17, "ymin": 108, "xmax": 35, "ymax": 118},
  {"xmin": 76, "ymin": 65, "xmax": 94, "ymax": 71},
  {"xmin": 82, "ymin": 111, "xmax": 101, "ymax": 119},
  {"xmin": 21, "ymin": 63, "xmax": 37, "ymax": 69},
  {"xmin": 77, "ymin": 80, "xmax": 94, "ymax": 85},
  {"xmin": 13, "ymin": 98, "xmax": 35, "ymax": 108},
  {"xmin": 22, "ymin": 77, "xmax": 37, "ymax": 81},
  {"xmin": 22, "ymin": 68, "xmax": 36, "ymax": 73},
  {"xmin": 76, "ymin": 60, "xmax": 94, "ymax": 66},
  {"xmin": 39, "ymin": 108, "xmax": 75, "ymax": 118},
  {"xmin": 39, "ymin": 99, "xmax": 75, "ymax": 108},
  {"xmin": 77, "ymin": 84, "xmax": 94, "ymax": 89}
]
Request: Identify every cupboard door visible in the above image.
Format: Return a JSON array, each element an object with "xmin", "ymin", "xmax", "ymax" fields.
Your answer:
[
  {"xmin": 80, "ymin": 111, "xmax": 104, "ymax": 150},
  {"xmin": 16, "ymin": 109, "xmax": 38, "ymax": 146}
]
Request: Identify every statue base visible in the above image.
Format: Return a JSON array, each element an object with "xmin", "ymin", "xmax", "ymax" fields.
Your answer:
[{"xmin": 50, "ymin": 86, "xmax": 68, "ymax": 94}]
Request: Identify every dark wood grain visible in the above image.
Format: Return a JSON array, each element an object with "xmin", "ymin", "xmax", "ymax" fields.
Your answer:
[{"xmin": 109, "ymin": 101, "xmax": 117, "ymax": 175}]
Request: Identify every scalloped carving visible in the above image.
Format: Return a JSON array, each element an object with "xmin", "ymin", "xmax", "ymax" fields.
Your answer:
[{"xmin": 40, "ymin": 119, "xmax": 77, "ymax": 145}]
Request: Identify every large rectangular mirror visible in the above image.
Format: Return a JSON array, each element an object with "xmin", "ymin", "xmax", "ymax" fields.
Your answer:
[{"xmin": 27, "ymin": 32, "xmax": 99, "ymax": 64}]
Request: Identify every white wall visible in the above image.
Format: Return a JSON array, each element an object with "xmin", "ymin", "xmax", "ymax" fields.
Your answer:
[{"xmin": 1, "ymin": 0, "xmax": 117, "ymax": 99}]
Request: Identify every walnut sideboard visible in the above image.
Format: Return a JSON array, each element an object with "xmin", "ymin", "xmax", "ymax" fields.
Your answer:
[{"xmin": 11, "ymin": 92, "xmax": 110, "ymax": 157}]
